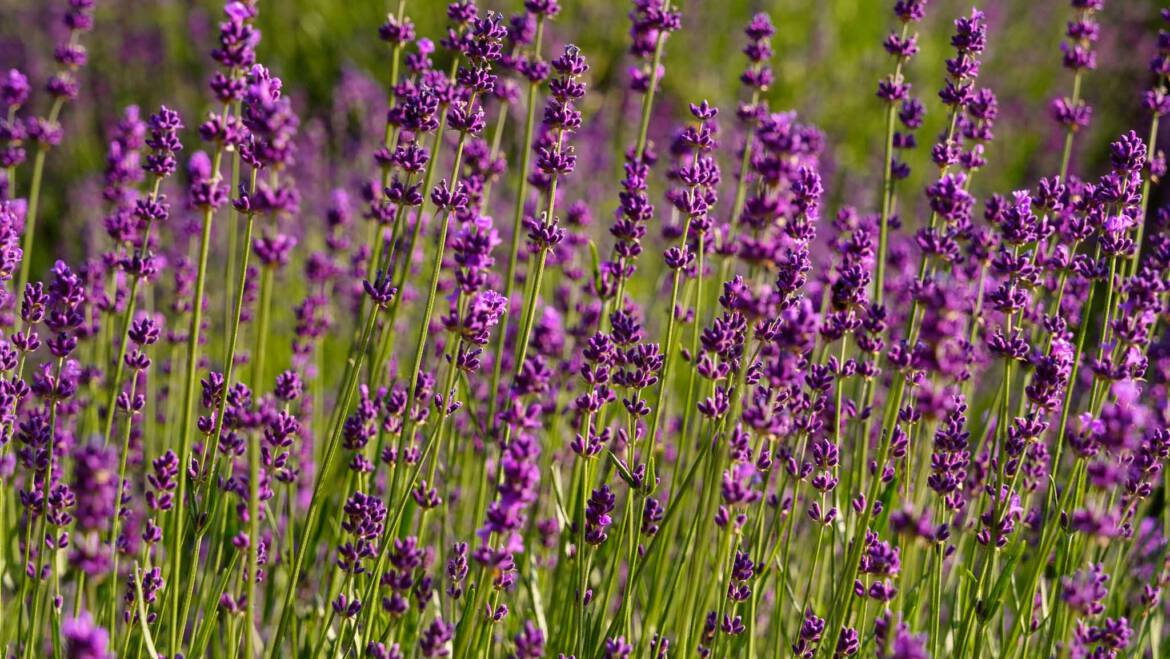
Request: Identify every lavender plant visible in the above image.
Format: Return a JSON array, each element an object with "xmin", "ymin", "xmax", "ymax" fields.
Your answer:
[{"xmin": 1, "ymin": 0, "xmax": 1170, "ymax": 658}]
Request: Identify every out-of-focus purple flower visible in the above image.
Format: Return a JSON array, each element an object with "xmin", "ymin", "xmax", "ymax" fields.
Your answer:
[
  {"xmin": 512, "ymin": 619, "xmax": 545, "ymax": 658},
  {"xmin": 418, "ymin": 616, "xmax": 454, "ymax": 657},
  {"xmin": 1062, "ymin": 563, "xmax": 1109, "ymax": 616},
  {"xmin": 1, "ymin": 69, "xmax": 30, "ymax": 109},
  {"xmin": 62, "ymin": 611, "xmax": 114, "ymax": 659}
]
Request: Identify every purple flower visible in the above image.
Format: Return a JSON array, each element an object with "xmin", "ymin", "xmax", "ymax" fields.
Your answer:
[
  {"xmin": 1062, "ymin": 563, "xmax": 1109, "ymax": 616},
  {"xmin": 512, "ymin": 620, "xmax": 545, "ymax": 658},
  {"xmin": 143, "ymin": 105, "xmax": 183, "ymax": 178},
  {"xmin": 453, "ymin": 289, "xmax": 507, "ymax": 346},
  {"xmin": 211, "ymin": 2, "xmax": 260, "ymax": 72},
  {"xmin": 337, "ymin": 491, "xmax": 386, "ymax": 575},
  {"xmin": 70, "ymin": 442, "xmax": 116, "ymax": 534},
  {"xmin": 585, "ymin": 484, "xmax": 616, "ymax": 545},
  {"xmin": 603, "ymin": 636, "xmax": 633, "ymax": 659},
  {"xmin": 1, "ymin": 69, "xmax": 30, "ymax": 108},
  {"xmin": 419, "ymin": 617, "xmax": 454, "ymax": 657},
  {"xmin": 62, "ymin": 611, "xmax": 113, "ymax": 659}
]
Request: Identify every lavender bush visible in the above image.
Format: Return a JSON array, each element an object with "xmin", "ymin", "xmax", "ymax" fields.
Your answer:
[{"xmin": 1, "ymin": 0, "xmax": 1169, "ymax": 657}]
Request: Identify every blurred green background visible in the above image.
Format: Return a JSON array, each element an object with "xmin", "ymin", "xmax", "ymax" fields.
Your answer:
[{"xmin": 1, "ymin": 0, "xmax": 1165, "ymax": 237}]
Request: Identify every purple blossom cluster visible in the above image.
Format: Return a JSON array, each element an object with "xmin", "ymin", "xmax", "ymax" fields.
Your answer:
[{"xmin": 1, "ymin": 0, "xmax": 1170, "ymax": 658}]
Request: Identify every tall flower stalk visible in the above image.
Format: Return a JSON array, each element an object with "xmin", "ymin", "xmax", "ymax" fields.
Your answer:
[
  {"xmin": 99, "ymin": 108, "xmax": 181, "ymax": 448},
  {"xmin": 165, "ymin": 2, "xmax": 258, "ymax": 653},
  {"xmin": 486, "ymin": 0, "xmax": 557, "ymax": 428},
  {"xmin": 13, "ymin": 0, "xmax": 95, "ymax": 306},
  {"xmin": 873, "ymin": 0, "xmax": 925, "ymax": 306}
]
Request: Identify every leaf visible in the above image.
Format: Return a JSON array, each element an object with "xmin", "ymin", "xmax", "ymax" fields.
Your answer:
[
  {"xmin": 525, "ymin": 553, "xmax": 549, "ymax": 635},
  {"xmin": 960, "ymin": 565, "xmax": 979, "ymax": 586},
  {"xmin": 607, "ymin": 449, "xmax": 637, "ymax": 489},
  {"xmin": 589, "ymin": 239, "xmax": 601, "ymax": 290},
  {"xmin": 133, "ymin": 563, "xmax": 161, "ymax": 659},
  {"xmin": 981, "ymin": 540, "xmax": 1025, "ymax": 620},
  {"xmin": 549, "ymin": 467, "xmax": 572, "ymax": 527}
]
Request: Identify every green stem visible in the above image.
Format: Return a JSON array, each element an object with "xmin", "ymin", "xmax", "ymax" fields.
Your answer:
[
  {"xmin": 23, "ymin": 357, "xmax": 64, "ymax": 659},
  {"xmin": 167, "ymin": 194, "xmax": 219, "ymax": 655},
  {"xmin": 397, "ymin": 96, "xmax": 477, "ymax": 450},
  {"xmin": 100, "ymin": 177, "xmax": 163, "ymax": 447},
  {"xmin": 244, "ymin": 346, "xmax": 264, "ymax": 659},
  {"xmin": 14, "ymin": 97, "xmax": 65, "ymax": 308},
  {"xmin": 107, "ymin": 371, "xmax": 142, "ymax": 630},
  {"xmin": 487, "ymin": 18, "xmax": 545, "ymax": 426},
  {"xmin": 607, "ymin": 0, "xmax": 671, "ymax": 314},
  {"xmin": 645, "ymin": 171, "xmax": 700, "ymax": 489},
  {"xmin": 1128, "ymin": 112, "xmax": 1161, "ymax": 278},
  {"xmin": 267, "ymin": 306, "xmax": 380, "ymax": 657},
  {"xmin": 874, "ymin": 24, "xmax": 911, "ymax": 306},
  {"xmin": 1056, "ymin": 71, "xmax": 1083, "ymax": 184},
  {"xmin": 133, "ymin": 564, "xmax": 162, "ymax": 659},
  {"xmin": 511, "ymin": 121, "xmax": 563, "ymax": 379},
  {"xmin": 197, "ymin": 168, "xmax": 260, "ymax": 489},
  {"xmin": 222, "ymin": 104, "xmax": 244, "ymax": 362}
]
